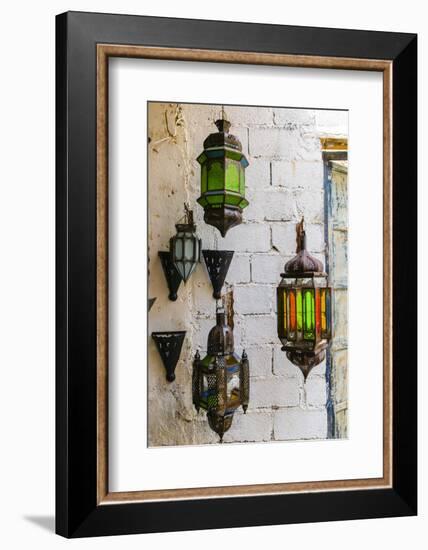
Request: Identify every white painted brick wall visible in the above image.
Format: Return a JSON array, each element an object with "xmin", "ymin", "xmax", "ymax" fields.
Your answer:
[
  {"xmin": 148, "ymin": 102, "xmax": 347, "ymax": 446},
  {"xmin": 274, "ymin": 408, "xmax": 328, "ymax": 440}
]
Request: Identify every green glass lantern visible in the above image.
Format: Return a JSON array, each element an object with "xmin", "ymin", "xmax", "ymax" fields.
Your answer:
[
  {"xmin": 170, "ymin": 206, "xmax": 201, "ymax": 283},
  {"xmin": 197, "ymin": 118, "xmax": 249, "ymax": 237},
  {"xmin": 277, "ymin": 219, "xmax": 332, "ymax": 379},
  {"xmin": 192, "ymin": 307, "xmax": 249, "ymax": 442}
]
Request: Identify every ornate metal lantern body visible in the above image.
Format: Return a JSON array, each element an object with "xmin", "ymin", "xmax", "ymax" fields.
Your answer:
[
  {"xmin": 192, "ymin": 307, "xmax": 249, "ymax": 441},
  {"xmin": 277, "ymin": 220, "xmax": 332, "ymax": 379},
  {"xmin": 169, "ymin": 207, "xmax": 201, "ymax": 283},
  {"xmin": 197, "ymin": 119, "xmax": 249, "ymax": 237}
]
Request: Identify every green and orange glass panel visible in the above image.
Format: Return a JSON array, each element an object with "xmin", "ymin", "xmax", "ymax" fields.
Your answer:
[{"xmin": 277, "ymin": 285, "xmax": 331, "ymax": 349}]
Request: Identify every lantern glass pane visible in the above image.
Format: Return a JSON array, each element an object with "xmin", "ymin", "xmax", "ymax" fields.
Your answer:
[
  {"xmin": 225, "ymin": 161, "xmax": 240, "ymax": 192},
  {"xmin": 321, "ymin": 288, "xmax": 327, "ymax": 337},
  {"xmin": 201, "ymin": 163, "xmax": 208, "ymax": 193},
  {"xmin": 184, "ymin": 237, "xmax": 194, "ymax": 260},
  {"xmin": 287, "ymin": 290, "xmax": 296, "ymax": 340},
  {"xmin": 207, "ymin": 160, "xmax": 224, "ymax": 190},
  {"xmin": 315, "ymin": 288, "xmax": 321, "ymax": 337},
  {"xmin": 239, "ymin": 165, "xmax": 245, "ymax": 195},
  {"xmin": 296, "ymin": 289, "xmax": 303, "ymax": 333},
  {"xmin": 206, "ymin": 194, "xmax": 224, "ymax": 205},
  {"xmin": 277, "ymin": 287, "xmax": 286, "ymax": 338},
  {"xmin": 224, "ymin": 192, "xmax": 242, "ymax": 206},
  {"xmin": 283, "ymin": 290, "xmax": 287, "ymax": 335},
  {"xmin": 174, "ymin": 238, "xmax": 183, "ymax": 260},
  {"xmin": 304, "ymin": 289, "xmax": 315, "ymax": 340}
]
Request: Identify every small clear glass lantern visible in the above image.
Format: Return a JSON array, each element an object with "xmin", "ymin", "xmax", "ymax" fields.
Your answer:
[
  {"xmin": 277, "ymin": 219, "xmax": 332, "ymax": 379},
  {"xmin": 196, "ymin": 117, "xmax": 249, "ymax": 237},
  {"xmin": 192, "ymin": 306, "xmax": 249, "ymax": 442},
  {"xmin": 169, "ymin": 205, "xmax": 201, "ymax": 283}
]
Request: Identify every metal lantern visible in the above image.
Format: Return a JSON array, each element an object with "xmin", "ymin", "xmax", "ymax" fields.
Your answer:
[
  {"xmin": 170, "ymin": 205, "xmax": 201, "ymax": 283},
  {"xmin": 197, "ymin": 118, "xmax": 249, "ymax": 237},
  {"xmin": 192, "ymin": 306, "xmax": 249, "ymax": 442},
  {"xmin": 277, "ymin": 219, "xmax": 332, "ymax": 379}
]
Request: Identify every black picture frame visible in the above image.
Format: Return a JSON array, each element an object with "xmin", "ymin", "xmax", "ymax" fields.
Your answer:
[{"xmin": 56, "ymin": 11, "xmax": 417, "ymax": 538}]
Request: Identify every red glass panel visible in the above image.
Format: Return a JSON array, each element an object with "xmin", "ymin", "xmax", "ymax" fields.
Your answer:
[
  {"xmin": 315, "ymin": 288, "xmax": 321, "ymax": 337},
  {"xmin": 289, "ymin": 290, "xmax": 296, "ymax": 333}
]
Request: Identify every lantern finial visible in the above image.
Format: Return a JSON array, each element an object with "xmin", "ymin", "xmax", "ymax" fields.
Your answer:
[{"xmin": 283, "ymin": 219, "xmax": 324, "ymax": 276}]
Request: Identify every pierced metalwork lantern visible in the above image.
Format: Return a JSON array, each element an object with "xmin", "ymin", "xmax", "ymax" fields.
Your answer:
[
  {"xmin": 152, "ymin": 331, "xmax": 186, "ymax": 382},
  {"xmin": 192, "ymin": 307, "xmax": 249, "ymax": 442},
  {"xmin": 202, "ymin": 250, "xmax": 234, "ymax": 300},
  {"xmin": 197, "ymin": 118, "xmax": 249, "ymax": 237},
  {"xmin": 277, "ymin": 219, "xmax": 332, "ymax": 379},
  {"xmin": 169, "ymin": 205, "xmax": 201, "ymax": 283}
]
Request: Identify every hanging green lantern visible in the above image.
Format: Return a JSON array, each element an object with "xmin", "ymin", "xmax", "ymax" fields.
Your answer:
[{"xmin": 197, "ymin": 118, "xmax": 249, "ymax": 237}]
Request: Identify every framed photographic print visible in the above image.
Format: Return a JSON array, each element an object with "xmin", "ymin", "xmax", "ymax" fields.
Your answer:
[{"xmin": 56, "ymin": 11, "xmax": 417, "ymax": 538}]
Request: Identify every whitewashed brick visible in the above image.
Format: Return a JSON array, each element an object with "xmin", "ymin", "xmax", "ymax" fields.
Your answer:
[
  {"xmin": 244, "ymin": 345, "xmax": 273, "ymax": 377},
  {"xmin": 272, "ymin": 345, "xmax": 300, "ymax": 378},
  {"xmin": 246, "ymin": 157, "xmax": 271, "ymax": 187},
  {"xmin": 305, "ymin": 376, "xmax": 327, "ymax": 407},
  {"xmin": 249, "ymin": 127, "xmax": 303, "ymax": 159},
  {"xmin": 221, "ymin": 223, "xmax": 270, "ymax": 253},
  {"xmin": 244, "ymin": 315, "xmax": 277, "ymax": 344},
  {"xmin": 294, "ymin": 189, "xmax": 324, "ymax": 223},
  {"xmin": 274, "ymin": 408, "xmax": 328, "ymax": 440},
  {"xmin": 225, "ymin": 253, "xmax": 251, "ymax": 284},
  {"xmin": 234, "ymin": 285, "xmax": 274, "ymax": 315},
  {"xmin": 315, "ymin": 110, "xmax": 348, "ymax": 136},
  {"xmin": 250, "ymin": 378, "xmax": 300, "ymax": 409},
  {"xmin": 251, "ymin": 254, "xmax": 283, "ymax": 284},
  {"xmin": 245, "ymin": 188, "xmax": 271, "ymax": 222},
  {"xmin": 223, "ymin": 411, "xmax": 272, "ymax": 442},
  {"xmin": 193, "ymin": 317, "xmax": 215, "ymax": 350},
  {"xmin": 273, "ymin": 108, "xmax": 316, "ymax": 127},
  {"xmin": 271, "ymin": 222, "xmax": 325, "ymax": 255},
  {"xmin": 271, "ymin": 223, "xmax": 298, "ymax": 255},
  {"xmin": 185, "ymin": 115, "xmax": 249, "ymax": 156},
  {"xmin": 271, "ymin": 160, "xmax": 323, "ymax": 190},
  {"xmin": 225, "ymin": 105, "xmax": 274, "ymax": 126},
  {"xmin": 263, "ymin": 189, "xmax": 296, "ymax": 221}
]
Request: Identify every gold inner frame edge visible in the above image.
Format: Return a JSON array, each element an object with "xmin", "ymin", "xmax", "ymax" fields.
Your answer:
[{"xmin": 96, "ymin": 44, "xmax": 393, "ymax": 505}]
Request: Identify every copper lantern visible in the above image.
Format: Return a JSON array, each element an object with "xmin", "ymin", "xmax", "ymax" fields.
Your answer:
[{"xmin": 277, "ymin": 219, "xmax": 332, "ymax": 379}]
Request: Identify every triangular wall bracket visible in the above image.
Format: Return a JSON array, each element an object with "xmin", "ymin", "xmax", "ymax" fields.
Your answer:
[
  {"xmin": 202, "ymin": 250, "xmax": 234, "ymax": 299},
  {"xmin": 152, "ymin": 331, "xmax": 186, "ymax": 382},
  {"xmin": 158, "ymin": 251, "xmax": 182, "ymax": 301}
]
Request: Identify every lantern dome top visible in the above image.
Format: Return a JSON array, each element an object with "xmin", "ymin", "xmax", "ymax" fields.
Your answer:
[
  {"xmin": 202, "ymin": 118, "xmax": 243, "ymax": 152},
  {"xmin": 207, "ymin": 307, "xmax": 234, "ymax": 355},
  {"xmin": 283, "ymin": 219, "xmax": 325, "ymax": 277}
]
